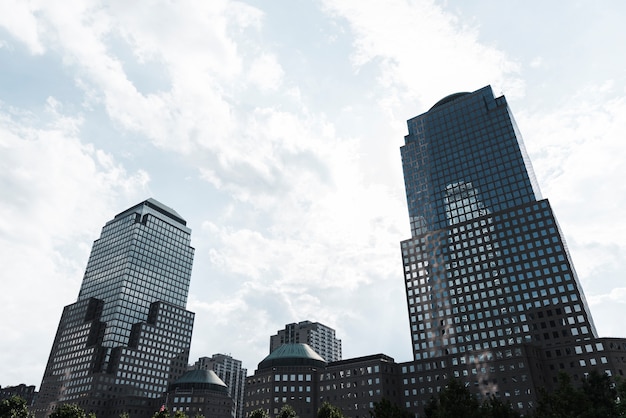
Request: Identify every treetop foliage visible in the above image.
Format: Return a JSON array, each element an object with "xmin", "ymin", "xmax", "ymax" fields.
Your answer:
[
  {"xmin": 0, "ymin": 396, "xmax": 33, "ymax": 418},
  {"xmin": 317, "ymin": 402, "xmax": 344, "ymax": 418}
]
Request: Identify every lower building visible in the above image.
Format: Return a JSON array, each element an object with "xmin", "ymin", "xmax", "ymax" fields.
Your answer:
[
  {"xmin": 193, "ymin": 354, "xmax": 247, "ymax": 418},
  {"xmin": 320, "ymin": 354, "xmax": 400, "ymax": 418},
  {"xmin": 244, "ymin": 345, "xmax": 402, "ymax": 418},
  {"xmin": 166, "ymin": 369, "xmax": 234, "ymax": 418},
  {"xmin": 245, "ymin": 344, "xmax": 325, "ymax": 418},
  {"xmin": 0, "ymin": 384, "xmax": 37, "ymax": 406}
]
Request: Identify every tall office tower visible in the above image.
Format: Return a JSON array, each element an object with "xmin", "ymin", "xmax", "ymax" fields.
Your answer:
[
  {"xmin": 270, "ymin": 321, "xmax": 342, "ymax": 362},
  {"xmin": 398, "ymin": 86, "xmax": 625, "ymax": 415},
  {"xmin": 33, "ymin": 199, "xmax": 195, "ymax": 418},
  {"xmin": 194, "ymin": 354, "xmax": 247, "ymax": 418}
]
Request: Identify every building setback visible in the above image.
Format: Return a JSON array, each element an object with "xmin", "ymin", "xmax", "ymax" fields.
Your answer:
[
  {"xmin": 397, "ymin": 86, "xmax": 626, "ymax": 415},
  {"xmin": 33, "ymin": 199, "xmax": 195, "ymax": 418},
  {"xmin": 270, "ymin": 321, "xmax": 342, "ymax": 363}
]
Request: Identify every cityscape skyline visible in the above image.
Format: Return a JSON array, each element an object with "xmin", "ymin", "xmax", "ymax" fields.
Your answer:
[{"xmin": 1, "ymin": 1, "xmax": 626, "ymax": 390}]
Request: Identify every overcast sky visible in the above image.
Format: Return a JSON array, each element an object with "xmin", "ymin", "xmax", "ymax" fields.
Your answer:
[{"xmin": 1, "ymin": 0, "xmax": 626, "ymax": 388}]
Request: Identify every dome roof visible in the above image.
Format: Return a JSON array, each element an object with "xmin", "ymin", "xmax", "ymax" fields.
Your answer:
[
  {"xmin": 170, "ymin": 369, "xmax": 228, "ymax": 393},
  {"xmin": 429, "ymin": 92, "xmax": 471, "ymax": 110},
  {"xmin": 258, "ymin": 343, "xmax": 327, "ymax": 370}
]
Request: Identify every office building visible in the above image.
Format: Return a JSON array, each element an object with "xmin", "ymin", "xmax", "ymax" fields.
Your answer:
[
  {"xmin": 194, "ymin": 354, "xmax": 247, "ymax": 418},
  {"xmin": 319, "ymin": 354, "xmax": 400, "ymax": 416},
  {"xmin": 245, "ymin": 345, "xmax": 400, "ymax": 418},
  {"xmin": 397, "ymin": 86, "xmax": 626, "ymax": 415},
  {"xmin": 33, "ymin": 199, "xmax": 195, "ymax": 418},
  {"xmin": 0, "ymin": 384, "xmax": 37, "ymax": 406},
  {"xmin": 245, "ymin": 344, "xmax": 325, "ymax": 418},
  {"xmin": 270, "ymin": 321, "xmax": 342, "ymax": 363},
  {"xmin": 166, "ymin": 369, "xmax": 234, "ymax": 418}
]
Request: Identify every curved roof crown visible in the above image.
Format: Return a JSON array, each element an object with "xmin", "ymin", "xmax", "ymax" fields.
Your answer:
[
  {"xmin": 258, "ymin": 343, "xmax": 327, "ymax": 369},
  {"xmin": 429, "ymin": 92, "xmax": 471, "ymax": 111}
]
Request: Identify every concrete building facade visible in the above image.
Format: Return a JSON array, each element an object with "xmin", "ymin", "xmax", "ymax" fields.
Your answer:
[{"xmin": 270, "ymin": 321, "xmax": 342, "ymax": 363}]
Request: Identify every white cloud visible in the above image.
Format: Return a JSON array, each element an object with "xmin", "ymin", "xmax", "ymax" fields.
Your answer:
[
  {"xmin": 320, "ymin": 0, "xmax": 523, "ymax": 109},
  {"xmin": 0, "ymin": 101, "xmax": 149, "ymax": 385},
  {"xmin": 0, "ymin": 0, "xmax": 44, "ymax": 54},
  {"xmin": 248, "ymin": 53, "xmax": 285, "ymax": 91}
]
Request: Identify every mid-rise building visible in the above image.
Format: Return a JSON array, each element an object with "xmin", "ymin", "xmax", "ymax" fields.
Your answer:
[
  {"xmin": 245, "ymin": 345, "xmax": 401, "ymax": 418},
  {"xmin": 166, "ymin": 369, "xmax": 234, "ymax": 418},
  {"xmin": 270, "ymin": 321, "xmax": 342, "ymax": 363},
  {"xmin": 194, "ymin": 354, "xmax": 247, "ymax": 418},
  {"xmin": 245, "ymin": 344, "xmax": 325, "ymax": 418},
  {"xmin": 33, "ymin": 199, "xmax": 195, "ymax": 418},
  {"xmin": 0, "ymin": 384, "xmax": 37, "ymax": 406},
  {"xmin": 319, "ymin": 354, "xmax": 400, "ymax": 417}
]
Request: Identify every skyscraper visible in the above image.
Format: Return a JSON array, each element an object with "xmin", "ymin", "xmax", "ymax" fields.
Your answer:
[
  {"xmin": 270, "ymin": 321, "xmax": 342, "ymax": 363},
  {"xmin": 398, "ymin": 86, "xmax": 624, "ymax": 414},
  {"xmin": 33, "ymin": 199, "xmax": 195, "ymax": 418}
]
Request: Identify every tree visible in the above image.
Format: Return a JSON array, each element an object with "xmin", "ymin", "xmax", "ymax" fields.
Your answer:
[
  {"xmin": 0, "ymin": 396, "xmax": 34, "ymax": 418},
  {"xmin": 580, "ymin": 370, "xmax": 618, "ymax": 418},
  {"xmin": 277, "ymin": 405, "xmax": 298, "ymax": 418},
  {"xmin": 49, "ymin": 404, "xmax": 88, "ymax": 418},
  {"xmin": 424, "ymin": 379, "xmax": 481, "ymax": 418},
  {"xmin": 369, "ymin": 398, "xmax": 412, "ymax": 418},
  {"xmin": 534, "ymin": 373, "xmax": 587, "ymax": 418},
  {"xmin": 152, "ymin": 406, "xmax": 170, "ymax": 418},
  {"xmin": 616, "ymin": 376, "xmax": 626, "ymax": 417},
  {"xmin": 317, "ymin": 402, "xmax": 344, "ymax": 418},
  {"xmin": 248, "ymin": 409, "xmax": 269, "ymax": 418},
  {"xmin": 480, "ymin": 395, "xmax": 521, "ymax": 418}
]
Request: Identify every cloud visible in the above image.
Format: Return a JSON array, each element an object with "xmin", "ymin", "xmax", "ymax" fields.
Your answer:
[
  {"xmin": 0, "ymin": 99, "xmax": 148, "ymax": 385},
  {"xmin": 248, "ymin": 53, "xmax": 285, "ymax": 91},
  {"xmin": 0, "ymin": 0, "xmax": 44, "ymax": 54},
  {"xmin": 518, "ymin": 82, "xmax": 626, "ymax": 254},
  {"xmin": 320, "ymin": 0, "xmax": 523, "ymax": 109}
]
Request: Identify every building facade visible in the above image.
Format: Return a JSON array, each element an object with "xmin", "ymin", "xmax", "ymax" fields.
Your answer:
[
  {"xmin": 245, "ymin": 345, "xmax": 402, "ymax": 418},
  {"xmin": 33, "ymin": 199, "xmax": 195, "ymax": 418},
  {"xmin": 319, "ymin": 354, "xmax": 401, "ymax": 418},
  {"xmin": 166, "ymin": 369, "xmax": 234, "ymax": 418},
  {"xmin": 245, "ymin": 344, "xmax": 325, "ymax": 418},
  {"xmin": 1, "ymin": 384, "xmax": 37, "ymax": 406},
  {"xmin": 397, "ymin": 86, "xmax": 625, "ymax": 415},
  {"xmin": 194, "ymin": 354, "xmax": 247, "ymax": 418},
  {"xmin": 270, "ymin": 321, "xmax": 342, "ymax": 363}
]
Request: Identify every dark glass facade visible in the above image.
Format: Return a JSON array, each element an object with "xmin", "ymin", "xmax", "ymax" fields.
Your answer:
[
  {"xmin": 398, "ymin": 86, "xmax": 621, "ymax": 415},
  {"xmin": 34, "ymin": 199, "xmax": 195, "ymax": 418}
]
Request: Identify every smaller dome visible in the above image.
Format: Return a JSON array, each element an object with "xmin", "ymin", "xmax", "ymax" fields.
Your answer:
[
  {"xmin": 258, "ymin": 343, "xmax": 327, "ymax": 370},
  {"xmin": 170, "ymin": 369, "xmax": 228, "ymax": 393}
]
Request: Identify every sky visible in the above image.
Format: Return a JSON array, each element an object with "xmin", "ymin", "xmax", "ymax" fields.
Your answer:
[{"xmin": 1, "ymin": 0, "xmax": 626, "ymax": 388}]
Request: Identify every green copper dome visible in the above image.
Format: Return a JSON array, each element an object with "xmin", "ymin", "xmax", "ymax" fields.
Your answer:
[
  {"xmin": 169, "ymin": 369, "xmax": 228, "ymax": 393},
  {"xmin": 258, "ymin": 343, "xmax": 327, "ymax": 369}
]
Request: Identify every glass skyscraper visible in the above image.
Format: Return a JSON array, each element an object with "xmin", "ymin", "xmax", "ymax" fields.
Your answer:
[
  {"xmin": 398, "ymin": 86, "xmax": 625, "ymax": 415},
  {"xmin": 34, "ymin": 199, "xmax": 195, "ymax": 418}
]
